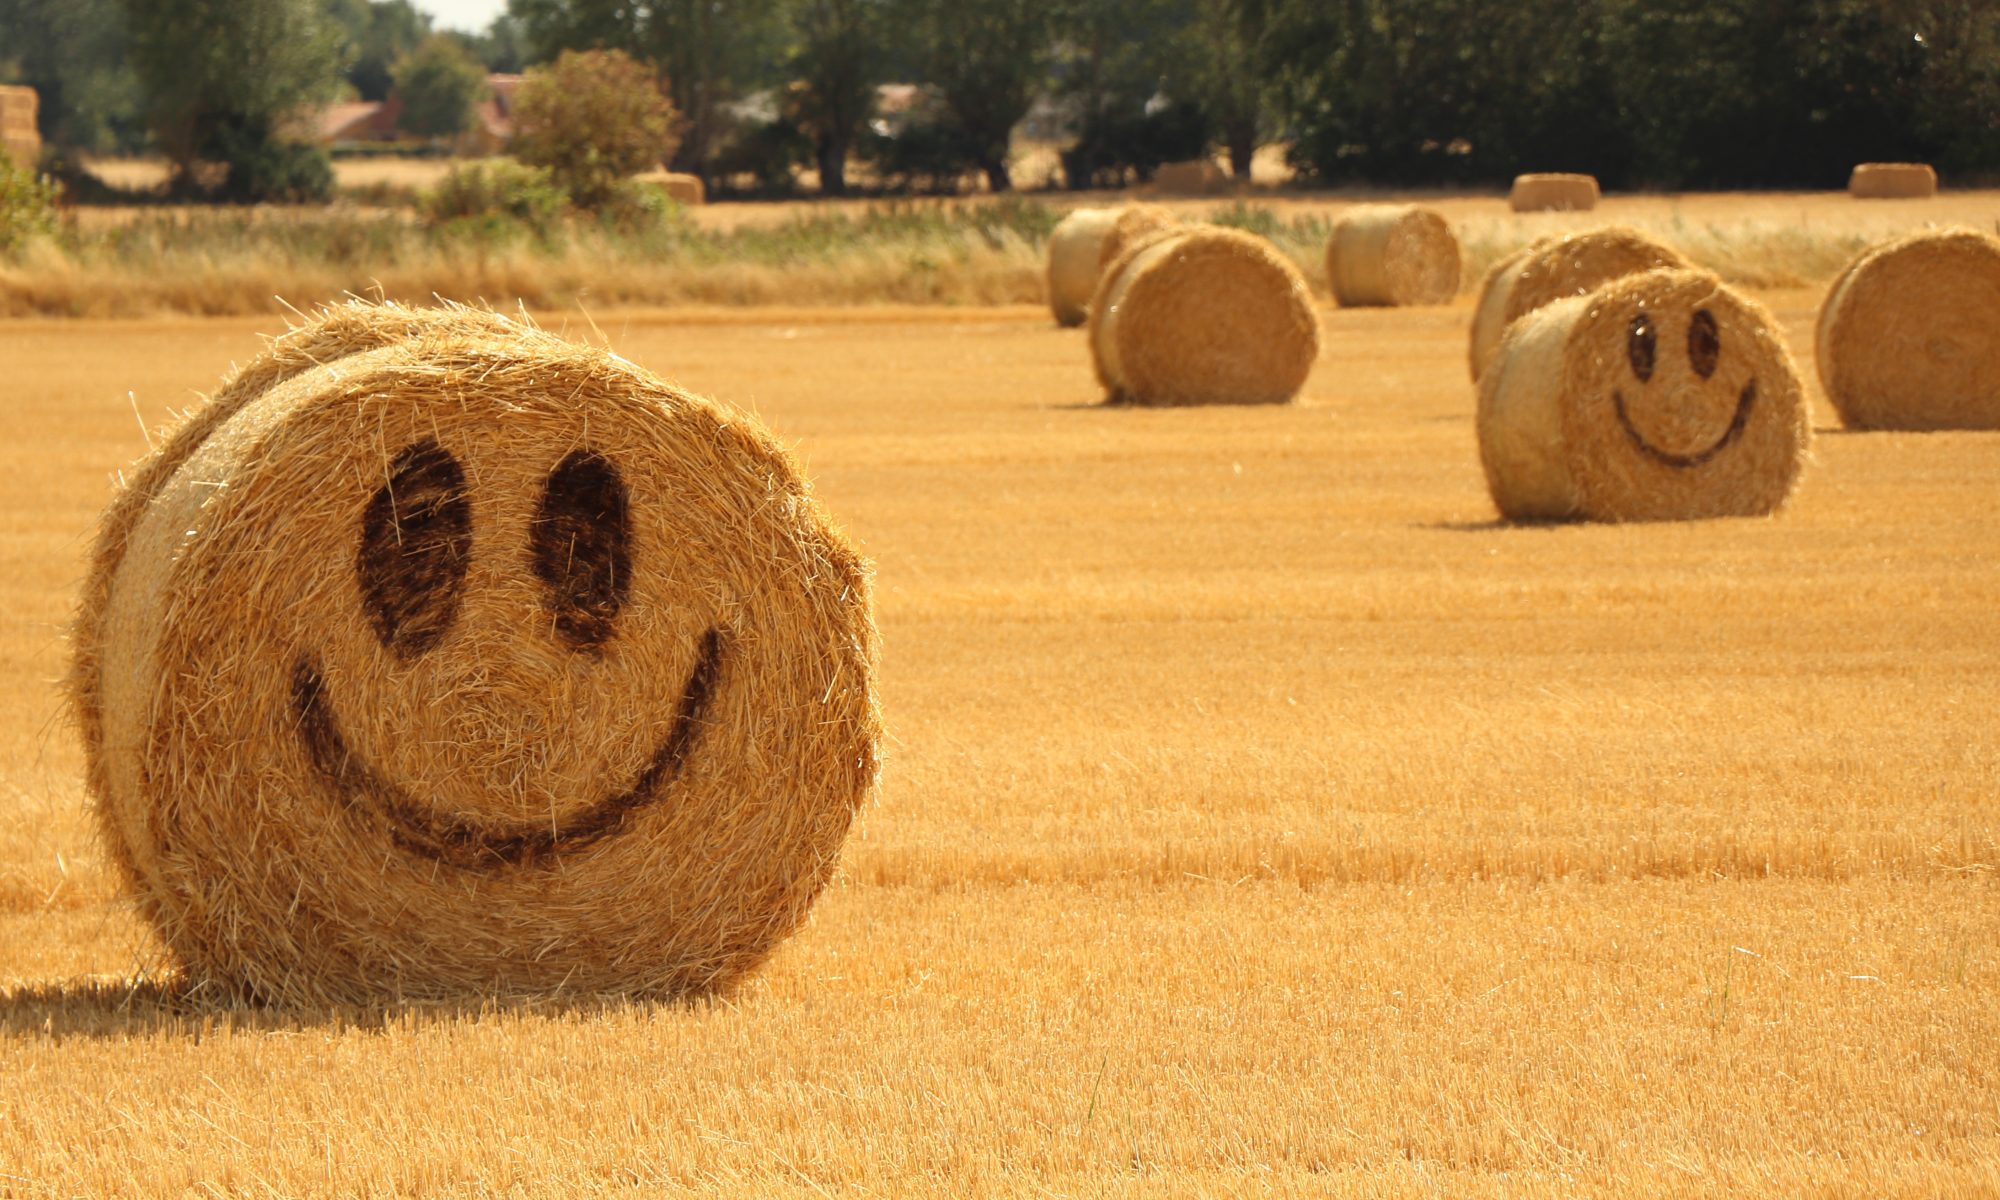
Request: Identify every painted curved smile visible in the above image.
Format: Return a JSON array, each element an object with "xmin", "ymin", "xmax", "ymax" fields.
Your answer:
[
  {"xmin": 291, "ymin": 629, "xmax": 725, "ymax": 871},
  {"xmin": 1613, "ymin": 379, "xmax": 1757, "ymax": 470}
]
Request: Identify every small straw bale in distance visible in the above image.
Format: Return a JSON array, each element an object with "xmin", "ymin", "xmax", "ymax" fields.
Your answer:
[
  {"xmin": 1848, "ymin": 162, "xmax": 1937, "ymax": 199},
  {"xmin": 1045, "ymin": 207, "xmax": 1120, "ymax": 327},
  {"xmin": 1152, "ymin": 158, "xmax": 1231, "ymax": 196},
  {"xmin": 659, "ymin": 172, "xmax": 705, "ymax": 204},
  {"xmin": 71, "ymin": 300, "xmax": 881, "ymax": 1006},
  {"xmin": 1467, "ymin": 226, "xmax": 1690, "ymax": 381},
  {"xmin": 1325, "ymin": 204, "xmax": 1461, "ymax": 307},
  {"xmin": 1816, "ymin": 227, "xmax": 2000, "ymax": 430},
  {"xmin": 1509, "ymin": 173, "xmax": 1600, "ymax": 212},
  {"xmin": 1089, "ymin": 226, "xmax": 1320, "ymax": 407},
  {"xmin": 1095, "ymin": 203, "xmax": 1182, "ymax": 273},
  {"xmin": 0, "ymin": 85, "xmax": 40, "ymax": 166},
  {"xmin": 1478, "ymin": 268, "xmax": 1808, "ymax": 522}
]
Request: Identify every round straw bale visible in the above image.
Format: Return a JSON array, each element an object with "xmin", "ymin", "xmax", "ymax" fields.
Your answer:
[
  {"xmin": 1088, "ymin": 227, "xmax": 1319, "ymax": 406},
  {"xmin": 659, "ymin": 172, "xmax": 705, "ymax": 204},
  {"xmin": 1477, "ymin": 268, "xmax": 1808, "ymax": 522},
  {"xmin": 1152, "ymin": 158, "xmax": 1229, "ymax": 196},
  {"xmin": 1467, "ymin": 241, "xmax": 1549, "ymax": 380},
  {"xmin": 1815, "ymin": 228, "xmax": 2000, "ymax": 430},
  {"xmin": 1096, "ymin": 203, "xmax": 1182, "ymax": 273},
  {"xmin": 72, "ymin": 302, "xmax": 880, "ymax": 1005},
  {"xmin": 1325, "ymin": 205, "xmax": 1461, "ymax": 307},
  {"xmin": 1509, "ymin": 173, "xmax": 1600, "ymax": 212},
  {"xmin": 1467, "ymin": 227, "xmax": 1690, "ymax": 382},
  {"xmin": 1046, "ymin": 207, "xmax": 1119, "ymax": 327},
  {"xmin": 1848, "ymin": 162, "xmax": 1937, "ymax": 199}
]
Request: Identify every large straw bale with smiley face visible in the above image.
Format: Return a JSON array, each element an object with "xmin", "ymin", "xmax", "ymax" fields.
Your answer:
[
  {"xmin": 1815, "ymin": 228, "xmax": 2000, "ymax": 430},
  {"xmin": 1088, "ymin": 227, "xmax": 1320, "ymax": 407},
  {"xmin": 1468, "ymin": 227, "xmax": 1690, "ymax": 382},
  {"xmin": 72, "ymin": 301, "xmax": 880, "ymax": 1005},
  {"xmin": 1478, "ymin": 269, "xmax": 1809, "ymax": 522},
  {"xmin": 1848, "ymin": 162, "xmax": 1937, "ymax": 199},
  {"xmin": 1325, "ymin": 205, "xmax": 1460, "ymax": 307},
  {"xmin": 1046, "ymin": 207, "xmax": 1119, "ymax": 328},
  {"xmin": 1509, "ymin": 173, "xmax": 1599, "ymax": 212}
]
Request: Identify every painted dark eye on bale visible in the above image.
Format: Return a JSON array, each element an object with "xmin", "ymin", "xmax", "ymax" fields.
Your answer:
[
  {"xmin": 530, "ymin": 450, "xmax": 632, "ymax": 651},
  {"xmin": 1688, "ymin": 309, "xmax": 1721, "ymax": 378},
  {"xmin": 1626, "ymin": 313, "xmax": 1656, "ymax": 383},
  {"xmin": 358, "ymin": 440, "xmax": 473, "ymax": 660}
]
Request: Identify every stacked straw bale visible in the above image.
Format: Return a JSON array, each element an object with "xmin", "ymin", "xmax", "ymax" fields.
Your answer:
[
  {"xmin": 1096, "ymin": 203, "xmax": 1182, "ymax": 274},
  {"xmin": 1467, "ymin": 227, "xmax": 1690, "ymax": 381},
  {"xmin": 1509, "ymin": 173, "xmax": 1599, "ymax": 212},
  {"xmin": 1477, "ymin": 269, "xmax": 1808, "ymax": 522},
  {"xmin": 659, "ymin": 172, "xmax": 705, "ymax": 204},
  {"xmin": 1816, "ymin": 228, "xmax": 2000, "ymax": 430},
  {"xmin": 0, "ymin": 85, "xmax": 40, "ymax": 167},
  {"xmin": 1325, "ymin": 205, "xmax": 1461, "ymax": 307},
  {"xmin": 1848, "ymin": 163, "xmax": 1937, "ymax": 199},
  {"xmin": 1046, "ymin": 207, "xmax": 1120, "ymax": 327},
  {"xmin": 1089, "ymin": 227, "xmax": 1319, "ymax": 406},
  {"xmin": 71, "ymin": 300, "xmax": 880, "ymax": 1005}
]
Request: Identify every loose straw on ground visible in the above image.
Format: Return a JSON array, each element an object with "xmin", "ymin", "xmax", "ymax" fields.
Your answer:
[
  {"xmin": 1816, "ymin": 228, "xmax": 2000, "ymax": 430},
  {"xmin": 1326, "ymin": 205, "xmax": 1461, "ymax": 307},
  {"xmin": 1089, "ymin": 227, "xmax": 1319, "ymax": 406},
  {"xmin": 1478, "ymin": 268, "xmax": 1808, "ymax": 521},
  {"xmin": 72, "ymin": 300, "xmax": 880, "ymax": 1006}
]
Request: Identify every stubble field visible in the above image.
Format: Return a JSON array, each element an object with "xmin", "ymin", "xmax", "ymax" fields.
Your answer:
[{"xmin": 0, "ymin": 242, "xmax": 1997, "ymax": 1192}]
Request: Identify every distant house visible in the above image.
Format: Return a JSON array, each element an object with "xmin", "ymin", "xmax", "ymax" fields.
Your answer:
[{"xmin": 309, "ymin": 75, "xmax": 519, "ymax": 153}]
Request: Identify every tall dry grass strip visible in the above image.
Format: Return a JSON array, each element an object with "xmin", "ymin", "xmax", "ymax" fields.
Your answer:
[
  {"xmin": 1088, "ymin": 227, "xmax": 1319, "ymax": 406},
  {"xmin": 1848, "ymin": 163, "xmax": 1937, "ymax": 199},
  {"xmin": 1045, "ymin": 207, "xmax": 1119, "ymax": 327},
  {"xmin": 1815, "ymin": 228, "xmax": 2000, "ymax": 430},
  {"xmin": 1467, "ymin": 227, "xmax": 1690, "ymax": 381},
  {"xmin": 1478, "ymin": 268, "xmax": 1808, "ymax": 521},
  {"xmin": 0, "ymin": 85, "xmax": 40, "ymax": 166},
  {"xmin": 71, "ymin": 300, "xmax": 880, "ymax": 1006},
  {"xmin": 1509, "ymin": 173, "xmax": 1599, "ymax": 212},
  {"xmin": 1095, "ymin": 203, "xmax": 1182, "ymax": 273},
  {"xmin": 1325, "ymin": 205, "xmax": 1461, "ymax": 307}
]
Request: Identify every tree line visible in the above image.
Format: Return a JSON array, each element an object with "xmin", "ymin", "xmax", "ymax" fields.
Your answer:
[{"xmin": 2, "ymin": 0, "xmax": 1995, "ymax": 201}]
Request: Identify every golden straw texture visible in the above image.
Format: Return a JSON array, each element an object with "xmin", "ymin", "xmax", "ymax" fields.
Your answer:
[
  {"xmin": 1848, "ymin": 163, "xmax": 1937, "ymax": 199},
  {"xmin": 1088, "ymin": 227, "xmax": 1320, "ymax": 407},
  {"xmin": 71, "ymin": 301, "xmax": 880, "ymax": 1005},
  {"xmin": 1815, "ymin": 228, "xmax": 2000, "ymax": 430},
  {"xmin": 1477, "ymin": 268, "xmax": 1808, "ymax": 522},
  {"xmin": 1095, "ymin": 203, "xmax": 1182, "ymax": 273},
  {"xmin": 1325, "ymin": 205, "xmax": 1461, "ymax": 307},
  {"xmin": 1468, "ymin": 227, "xmax": 1690, "ymax": 381},
  {"xmin": 1045, "ymin": 207, "xmax": 1118, "ymax": 327},
  {"xmin": 1509, "ymin": 173, "xmax": 1599, "ymax": 212}
]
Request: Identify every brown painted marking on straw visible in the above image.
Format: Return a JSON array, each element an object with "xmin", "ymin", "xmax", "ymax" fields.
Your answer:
[
  {"xmin": 1688, "ymin": 309, "xmax": 1721, "ymax": 379},
  {"xmin": 529, "ymin": 450, "xmax": 632, "ymax": 652},
  {"xmin": 357, "ymin": 441, "xmax": 473, "ymax": 660},
  {"xmin": 1613, "ymin": 378, "xmax": 1758, "ymax": 470},
  {"xmin": 290, "ymin": 628, "xmax": 726, "ymax": 871}
]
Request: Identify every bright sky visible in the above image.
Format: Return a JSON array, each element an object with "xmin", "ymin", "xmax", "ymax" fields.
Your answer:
[{"xmin": 410, "ymin": 0, "xmax": 508, "ymax": 33}]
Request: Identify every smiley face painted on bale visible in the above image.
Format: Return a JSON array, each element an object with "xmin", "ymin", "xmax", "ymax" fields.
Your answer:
[
  {"xmin": 77, "ymin": 310, "xmax": 879, "ymax": 1003},
  {"xmin": 1612, "ymin": 307, "xmax": 1756, "ymax": 470},
  {"xmin": 289, "ymin": 440, "xmax": 728, "ymax": 871}
]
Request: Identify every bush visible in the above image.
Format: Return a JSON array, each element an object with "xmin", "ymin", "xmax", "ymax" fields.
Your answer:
[
  {"xmin": 595, "ymin": 180, "xmax": 685, "ymax": 235},
  {"xmin": 421, "ymin": 160, "xmax": 567, "ymax": 234},
  {"xmin": 512, "ymin": 49, "xmax": 681, "ymax": 208},
  {"xmin": 210, "ymin": 127, "xmax": 336, "ymax": 204},
  {"xmin": 0, "ymin": 151, "xmax": 61, "ymax": 258}
]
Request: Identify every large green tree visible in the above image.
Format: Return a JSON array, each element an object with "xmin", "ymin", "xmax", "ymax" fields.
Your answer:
[
  {"xmin": 508, "ymin": 0, "xmax": 787, "ymax": 176},
  {"xmin": 0, "ymin": 0, "xmax": 141, "ymax": 153},
  {"xmin": 324, "ymin": 0, "xmax": 432, "ymax": 101},
  {"xmin": 897, "ymin": 0, "xmax": 1047, "ymax": 191},
  {"xmin": 783, "ymin": 0, "xmax": 884, "ymax": 194},
  {"xmin": 121, "ymin": 0, "xmax": 346, "ymax": 197},
  {"xmin": 394, "ymin": 33, "xmax": 489, "ymax": 139}
]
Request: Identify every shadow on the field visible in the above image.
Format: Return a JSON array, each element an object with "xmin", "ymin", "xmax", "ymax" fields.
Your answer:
[{"xmin": 0, "ymin": 977, "xmax": 705, "ymax": 1039}]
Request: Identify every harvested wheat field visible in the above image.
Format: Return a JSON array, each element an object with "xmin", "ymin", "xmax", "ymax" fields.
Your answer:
[{"xmin": 0, "ymin": 296, "xmax": 1996, "ymax": 1196}]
